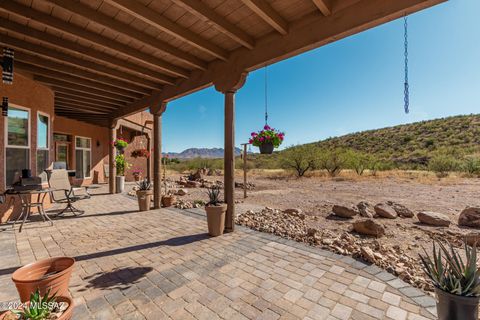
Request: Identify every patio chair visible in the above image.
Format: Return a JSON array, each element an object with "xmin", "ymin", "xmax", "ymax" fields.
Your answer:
[{"xmin": 47, "ymin": 169, "xmax": 88, "ymax": 216}]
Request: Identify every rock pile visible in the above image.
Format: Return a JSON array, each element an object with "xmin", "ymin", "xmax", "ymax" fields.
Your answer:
[
  {"xmin": 175, "ymin": 200, "xmax": 204, "ymax": 210},
  {"xmin": 235, "ymin": 206, "xmax": 432, "ymax": 291},
  {"xmin": 235, "ymin": 182, "xmax": 256, "ymax": 190}
]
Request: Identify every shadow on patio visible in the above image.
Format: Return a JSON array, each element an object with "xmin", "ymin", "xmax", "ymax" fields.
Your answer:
[{"xmin": 82, "ymin": 267, "xmax": 153, "ymax": 291}]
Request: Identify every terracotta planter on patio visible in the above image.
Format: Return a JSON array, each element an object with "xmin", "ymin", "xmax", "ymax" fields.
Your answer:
[
  {"xmin": 0, "ymin": 296, "xmax": 74, "ymax": 320},
  {"xmin": 12, "ymin": 257, "xmax": 75, "ymax": 303},
  {"xmin": 137, "ymin": 190, "xmax": 153, "ymax": 211},
  {"xmin": 161, "ymin": 195, "xmax": 176, "ymax": 207},
  {"xmin": 205, "ymin": 204, "xmax": 227, "ymax": 236}
]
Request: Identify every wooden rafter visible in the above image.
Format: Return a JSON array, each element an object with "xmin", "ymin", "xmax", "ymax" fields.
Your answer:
[
  {"xmin": 0, "ymin": 0, "xmax": 189, "ymax": 78},
  {"xmin": 171, "ymin": 0, "xmax": 255, "ymax": 49},
  {"xmin": 55, "ymin": 103, "xmax": 112, "ymax": 114},
  {"xmin": 55, "ymin": 97, "xmax": 118, "ymax": 111},
  {"xmin": 14, "ymin": 51, "xmax": 153, "ymax": 94},
  {"xmin": 52, "ymin": 87, "xmax": 129, "ymax": 106},
  {"xmin": 36, "ymin": 76, "xmax": 135, "ymax": 103},
  {"xmin": 43, "ymin": 0, "xmax": 207, "ymax": 70},
  {"xmin": 103, "ymin": 0, "xmax": 228, "ymax": 60},
  {"xmin": 241, "ymin": 0, "xmax": 288, "ymax": 35},
  {"xmin": 55, "ymin": 94, "xmax": 124, "ymax": 110},
  {"xmin": 312, "ymin": 0, "xmax": 332, "ymax": 15},
  {"xmin": 0, "ymin": 23, "xmax": 176, "ymax": 85},
  {"xmin": 16, "ymin": 62, "xmax": 146, "ymax": 99}
]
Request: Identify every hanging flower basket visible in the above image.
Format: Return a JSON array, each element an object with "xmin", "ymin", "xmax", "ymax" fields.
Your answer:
[
  {"xmin": 113, "ymin": 138, "xmax": 129, "ymax": 151},
  {"xmin": 131, "ymin": 148, "xmax": 150, "ymax": 158},
  {"xmin": 249, "ymin": 125, "xmax": 284, "ymax": 155}
]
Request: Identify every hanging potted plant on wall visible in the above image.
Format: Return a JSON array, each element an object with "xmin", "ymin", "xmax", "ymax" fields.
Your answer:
[
  {"xmin": 419, "ymin": 240, "xmax": 480, "ymax": 320},
  {"xmin": 249, "ymin": 125, "xmax": 284, "ymax": 154},
  {"xmin": 113, "ymin": 138, "xmax": 128, "ymax": 152},
  {"xmin": 115, "ymin": 154, "xmax": 130, "ymax": 193},
  {"xmin": 205, "ymin": 186, "xmax": 227, "ymax": 236}
]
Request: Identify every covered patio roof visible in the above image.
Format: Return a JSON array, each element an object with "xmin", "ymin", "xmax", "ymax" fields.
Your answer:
[{"xmin": 0, "ymin": 0, "xmax": 445, "ymax": 126}]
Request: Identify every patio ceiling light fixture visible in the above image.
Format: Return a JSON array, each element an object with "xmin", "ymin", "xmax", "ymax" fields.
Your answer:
[
  {"xmin": 2, "ymin": 97, "xmax": 8, "ymax": 116},
  {"xmin": 1, "ymin": 47, "xmax": 14, "ymax": 84}
]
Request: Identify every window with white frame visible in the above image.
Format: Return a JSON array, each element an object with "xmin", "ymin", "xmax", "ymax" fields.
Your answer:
[
  {"xmin": 75, "ymin": 136, "xmax": 91, "ymax": 179},
  {"xmin": 37, "ymin": 112, "xmax": 49, "ymax": 174},
  {"xmin": 6, "ymin": 106, "xmax": 30, "ymax": 186}
]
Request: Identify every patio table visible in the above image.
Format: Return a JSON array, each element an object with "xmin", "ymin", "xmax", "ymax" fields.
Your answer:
[{"xmin": 6, "ymin": 188, "xmax": 56, "ymax": 232}]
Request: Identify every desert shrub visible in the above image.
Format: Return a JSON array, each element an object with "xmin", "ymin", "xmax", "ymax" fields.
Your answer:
[
  {"xmin": 318, "ymin": 149, "xmax": 347, "ymax": 177},
  {"xmin": 462, "ymin": 156, "xmax": 480, "ymax": 176},
  {"xmin": 345, "ymin": 150, "xmax": 370, "ymax": 175},
  {"xmin": 280, "ymin": 145, "xmax": 317, "ymax": 177},
  {"xmin": 428, "ymin": 154, "xmax": 460, "ymax": 177}
]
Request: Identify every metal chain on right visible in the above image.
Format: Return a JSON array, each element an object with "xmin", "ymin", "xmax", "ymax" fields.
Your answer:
[
  {"xmin": 264, "ymin": 65, "xmax": 269, "ymax": 125},
  {"xmin": 404, "ymin": 15, "xmax": 410, "ymax": 114}
]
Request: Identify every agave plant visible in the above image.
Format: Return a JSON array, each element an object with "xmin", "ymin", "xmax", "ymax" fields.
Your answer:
[
  {"xmin": 13, "ymin": 289, "xmax": 57, "ymax": 320},
  {"xmin": 419, "ymin": 241, "xmax": 480, "ymax": 297},
  {"xmin": 206, "ymin": 186, "xmax": 222, "ymax": 206},
  {"xmin": 137, "ymin": 178, "xmax": 152, "ymax": 191}
]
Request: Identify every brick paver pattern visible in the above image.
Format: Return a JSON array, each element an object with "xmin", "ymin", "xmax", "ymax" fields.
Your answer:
[{"xmin": 0, "ymin": 186, "xmax": 437, "ymax": 319}]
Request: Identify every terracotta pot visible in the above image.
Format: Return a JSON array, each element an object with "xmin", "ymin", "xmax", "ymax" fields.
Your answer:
[
  {"xmin": 133, "ymin": 175, "xmax": 141, "ymax": 182},
  {"xmin": 435, "ymin": 287, "xmax": 480, "ymax": 320},
  {"xmin": 137, "ymin": 190, "xmax": 153, "ymax": 211},
  {"xmin": 0, "ymin": 296, "xmax": 74, "ymax": 320},
  {"xmin": 12, "ymin": 257, "xmax": 75, "ymax": 303},
  {"xmin": 161, "ymin": 195, "xmax": 177, "ymax": 207},
  {"xmin": 205, "ymin": 204, "xmax": 227, "ymax": 236},
  {"xmin": 259, "ymin": 143, "xmax": 274, "ymax": 154}
]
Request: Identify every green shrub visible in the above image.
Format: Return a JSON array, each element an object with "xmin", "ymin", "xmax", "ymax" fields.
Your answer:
[
  {"xmin": 345, "ymin": 150, "xmax": 370, "ymax": 175},
  {"xmin": 428, "ymin": 154, "xmax": 460, "ymax": 177},
  {"xmin": 318, "ymin": 149, "xmax": 347, "ymax": 177},
  {"xmin": 462, "ymin": 156, "xmax": 480, "ymax": 175},
  {"xmin": 280, "ymin": 145, "xmax": 317, "ymax": 177}
]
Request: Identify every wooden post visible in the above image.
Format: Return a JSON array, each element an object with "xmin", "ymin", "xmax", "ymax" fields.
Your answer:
[
  {"xmin": 153, "ymin": 112, "xmax": 162, "ymax": 209},
  {"xmin": 224, "ymin": 90, "xmax": 235, "ymax": 232},
  {"xmin": 108, "ymin": 122, "xmax": 116, "ymax": 194},
  {"xmin": 243, "ymin": 143, "xmax": 248, "ymax": 199}
]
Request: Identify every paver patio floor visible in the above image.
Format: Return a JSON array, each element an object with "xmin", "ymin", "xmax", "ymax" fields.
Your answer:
[{"xmin": 0, "ymin": 186, "xmax": 437, "ymax": 319}]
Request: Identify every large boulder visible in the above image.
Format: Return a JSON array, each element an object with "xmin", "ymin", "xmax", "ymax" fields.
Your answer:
[
  {"xmin": 176, "ymin": 189, "xmax": 188, "ymax": 196},
  {"xmin": 417, "ymin": 211, "xmax": 450, "ymax": 227},
  {"xmin": 465, "ymin": 232, "xmax": 480, "ymax": 247},
  {"xmin": 374, "ymin": 203, "xmax": 397, "ymax": 219},
  {"xmin": 387, "ymin": 201, "xmax": 414, "ymax": 218},
  {"xmin": 352, "ymin": 219, "xmax": 385, "ymax": 237},
  {"xmin": 357, "ymin": 201, "xmax": 375, "ymax": 218},
  {"xmin": 332, "ymin": 205, "xmax": 358, "ymax": 218},
  {"xmin": 458, "ymin": 207, "xmax": 480, "ymax": 228}
]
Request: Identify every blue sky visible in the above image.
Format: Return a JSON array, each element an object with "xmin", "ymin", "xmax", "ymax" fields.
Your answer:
[{"xmin": 162, "ymin": 0, "xmax": 479, "ymax": 153}]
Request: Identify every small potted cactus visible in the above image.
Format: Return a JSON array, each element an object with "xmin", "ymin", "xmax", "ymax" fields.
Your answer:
[
  {"xmin": 205, "ymin": 186, "xmax": 227, "ymax": 236},
  {"xmin": 419, "ymin": 241, "xmax": 480, "ymax": 320},
  {"xmin": 0, "ymin": 289, "xmax": 74, "ymax": 320},
  {"xmin": 136, "ymin": 179, "xmax": 152, "ymax": 211}
]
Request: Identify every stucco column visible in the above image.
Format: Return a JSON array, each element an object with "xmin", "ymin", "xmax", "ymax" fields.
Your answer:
[
  {"xmin": 224, "ymin": 90, "xmax": 236, "ymax": 232},
  {"xmin": 214, "ymin": 71, "xmax": 248, "ymax": 233},
  {"xmin": 108, "ymin": 122, "xmax": 117, "ymax": 194},
  {"xmin": 152, "ymin": 103, "xmax": 166, "ymax": 209}
]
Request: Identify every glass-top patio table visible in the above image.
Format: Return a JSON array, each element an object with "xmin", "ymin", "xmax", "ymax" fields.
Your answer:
[{"xmin": 5, "ymin": 188, "xmax": 56, "ymax": 233}]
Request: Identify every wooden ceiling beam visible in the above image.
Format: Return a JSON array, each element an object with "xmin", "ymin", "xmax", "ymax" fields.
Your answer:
[
  {"xmin": 43, "ymin": 0, "xmax": 206, "ymax": 70},
  {"xmin": 55, "ymin": 94, "xmax": 123, "ymax": 110},
  {"xmin": 15, "ymin": 51, "xmax": 153, "ymax": 95},
  {"xmin": 0, "ymin": 23, "xmax": 175, "ymax": 85},
  {"xmin": 55, "ymin": 98, "xmax": 118, "ymax": 111},
  {"xmin": 312, "ymin": 0, "xmax": 332, "ymax": 15},
  {"xmin": 104, "ymin": 0, "xmax": 228, "ymax": 60},
  {"xmin": 36, "ymin": 76, "xmax": 135, "ymax": 103},
  {"xmin": 52, "ymin": 87, "xmax": 129, "ymax": 106},
  {"xmin": 172, "ymin": 0, "xmax": 255, "ymax": 49},
  {"xmin": 55, "ymin": 103, "xmax": 112, "ymax": 114},
  {"xmin": 0, "ymin": 0, "xmax": 189, "ymax": 78},
  {"xmin": 16, "ymin": 62, "xmax": 145, "ymax": 99},
  {"xmin": 241, "ymin": 0, "xmax": 288, "ymax": 35}
]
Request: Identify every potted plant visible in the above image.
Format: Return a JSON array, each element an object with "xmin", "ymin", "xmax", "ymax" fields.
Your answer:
[
  {"xmin": 132, "ymin": 168, "xmax": 142, "ymax": 182},
  {"xmin": 115, "ymin": 154, "xmax": 130, "ymax": 193},
  {"xmin": 249, "ymin": 125, "xmax": 284, "ymax": 154},
  {"xmin": 419, "ymin": 241, "xmax": 480, "ymax": 320},
  {"xmin": 0, "ymin": 289, "xmax": 74, "ymax": 320},
  {"xmin": 205, "ymin": 186, "xmax": 227, "ymax": 236},
  {"xmin": 113, "ymin": 138, "xmax": 128, "ymax": 152},
  {"xmin": 11, "ymin": 257, "xmax": 75, "ymax": 303},
  {"xmin": 131, "ymin": 148, "xmax": 150, "ymax": 158},
  {"xmin": 136, "ymin": 179, "xmax": 152, "ymax": 211}
]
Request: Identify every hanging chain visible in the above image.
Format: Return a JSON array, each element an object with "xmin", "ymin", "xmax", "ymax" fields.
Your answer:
[
  {"xmin": 403, "ymin": 15, "xmax": 410, "ymax": 114},
  {"xmin": 264, "ymin": 65, "xmax": 268, "ymax": 125}
]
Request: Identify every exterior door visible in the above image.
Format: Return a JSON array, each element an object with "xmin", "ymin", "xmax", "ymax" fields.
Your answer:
[{"xmin": 55, "ymin": 142, "xmax": 69, "ymax": 168}]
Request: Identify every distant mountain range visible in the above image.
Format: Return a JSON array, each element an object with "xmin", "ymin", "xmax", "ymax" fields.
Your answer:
[{"xmin": 164, "ymin": 147, "xmax": 242, "ymax": 159}]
